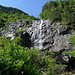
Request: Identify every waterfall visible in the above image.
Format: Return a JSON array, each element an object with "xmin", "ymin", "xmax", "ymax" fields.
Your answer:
[
  {"xmin": 32, "ymin": 20, "xmax": 43, "ymax": 50},
  {"xmin": 39, "ymin": 20, "xmax": 43, "ymax": 50}
]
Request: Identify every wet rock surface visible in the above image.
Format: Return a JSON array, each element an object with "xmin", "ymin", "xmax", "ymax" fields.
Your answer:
[{"xmin": 1, "ymin": 19, "xmax": 75, "ymax": 51}]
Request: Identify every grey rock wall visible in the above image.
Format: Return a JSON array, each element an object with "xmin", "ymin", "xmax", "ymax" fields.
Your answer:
[{"xmin": 1, "ymin": 19, "xmax": 74, "ymax": 51}]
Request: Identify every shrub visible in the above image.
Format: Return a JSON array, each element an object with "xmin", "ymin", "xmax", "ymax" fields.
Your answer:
[
  {"xmin": 17, "ymin": 29, "xmax": 25, "ymax": 34},
  {"xmin": 13, "ymin": 37, "xmax": 23, "ymax": 45},
  {"xmin": 15, "ymin": 29, "xmax": 25, "ymax": 36},
  {"xmin": 40, "ymin": 0, "xmax": 75, "ymax": 29},
  {"xmin": 0, "ymin": 38, "xmax": 42, "ymax": 75},
  {"xmin": 69, "ymin": 35, "xmax": 75, "ymax": 46},
  {"xmin": 0, "ymin": 38, "xmax": 65, "ymax": 75},
  {"xmin": 68, "ymin": 35, "xmax": 75, "ymax": 57}
]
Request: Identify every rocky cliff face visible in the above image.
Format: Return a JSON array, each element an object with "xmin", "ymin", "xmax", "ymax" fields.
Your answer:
[{"xmin": 1, "ymin": 19, "xmax": 75, "ymax": 51}]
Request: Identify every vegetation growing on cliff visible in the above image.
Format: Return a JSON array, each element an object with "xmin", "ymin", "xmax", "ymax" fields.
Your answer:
[
  {"xmin": 0, "ymin": 1, "xmax": 75, "ymax": 75},
  {"xmin": 40, "ymin": 0, "xmax": 75, "ymax": 29},
  {"xmin": 0, "ymin": 5, "xmax": 39, "ymax": 27},
  {"xmin": 68, "ymin": 35, "xmax": 75, "ymax": 57},
  {"xmin": 0, "ymin": 37, "xmax": 65, "ymax": 75}
]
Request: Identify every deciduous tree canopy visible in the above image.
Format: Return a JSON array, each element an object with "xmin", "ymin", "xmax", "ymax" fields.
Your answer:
[{"xmin": 40, "ymin": 0, "xmax": 75, "ymax": 29}]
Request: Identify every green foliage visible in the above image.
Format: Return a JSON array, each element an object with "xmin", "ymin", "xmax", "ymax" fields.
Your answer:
[
  {"xmin": 24, "ymin": 20, "xmax": 33, "ymax": 25},
  {"xmin": 40, "ymin": 10, "xmax": 50, "ymax": 19},
  {"xmin": 0, "ymin": 38, "xmax": 42, "ymax": 75},
  {"xmin": 24, "ymin": 25, "xmax": 31, "ymax": 28},
  {"xmin": 0, "ymin": 5, "xmax": 28, "ymax": 15},
  {"xmin": 13, "ymin": 37, "xmax": 23, "ymax": 45},
  {"xmin": 17, "ymin": 29, "xmax": 25, "ymax": 34},
  {"xmin": 69, "ymin": 35, "xmax": 75, "ymax": 46},
  {"xmin": 0, "ymin": 5, "xmax": 39, "ymax": 28},
  {"xmin": 67, "ymin": 35, "xmax": 75, "ymax": 57},
  {"xmin": 0, "ymin": 18, "xmax": 6, "ymax": 27},
  {"xmin": 62, "ymin": 72, "xmax": 74, "ymax": 75},
  {"xmin": 0, "ymin": 37, "xmax": 64, "ymax": 75},
  {"xmin": 68, "ymin": 50, "xmax": 75, "ymax": 57},
  {"xmin": 40, "ymin": 0, "xmax": 75, "ymax": 29}
]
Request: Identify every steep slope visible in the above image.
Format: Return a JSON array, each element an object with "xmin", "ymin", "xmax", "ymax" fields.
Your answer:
[
  {"xmin": 0, "ymin": 5, "xmax": 28, "ymax": 15},
  {"xmin": 1, "ymin": 19, "xmax": 75, "ymax": 51},
  {"xmin": 0, "ymin": 5, "xmax": 39, "ymax": 28},
  {"xmin": 40, "ymin": 0, "xmax": 75, "ymax": 29}
]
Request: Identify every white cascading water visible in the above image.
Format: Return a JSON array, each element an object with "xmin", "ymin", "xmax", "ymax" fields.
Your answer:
[
  {"xmin": 39, "ymin": 20, "xmax": 43, "ymax": 50},
  {"xmin": 33, "ymin": 20, "xmax": 43, "ymax": 50}
]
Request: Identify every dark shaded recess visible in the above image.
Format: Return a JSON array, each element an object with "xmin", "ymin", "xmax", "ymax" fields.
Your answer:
[
  {"xmin": 0, "ymin": 18, "xmax": 6, "ymax": 28},
  {"xmin": 43, "ymin": 42, "xmax": 49, "ymax": 46},
  {"xmin": 44, "ymin": 30, "xmax": 47, "ymax": 33},
  {"xmin": 66, "ymin": 56, "xmax": 75, "ymax": 72},
  {"xmin": 26, "ymin": 21, "xmax": 30, "ymax": 25},
  {"xmin": 56, "ymin": 49, "xmax": 75, "ymax": 73},
  {"xmin": 60, "ymin": 27, "xmax": 71, "ymax": 35},
  {"xmin": 50, "ymin": 18, "xmax": 62, "ymax": 25},
  {"xmin": 68, "ymin": 22, "xmax": 75, "ymax": 29},
  {"xmin": 52, "ymin": 18, "xmax": 62, "ymax": 23},
  {"xmin": 56, "ymin": 49, "xmax": 69, "ymax": 64},
  {"xmin": 21, "ymin": 32, "xmax": 32, "ymax": 48}
]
